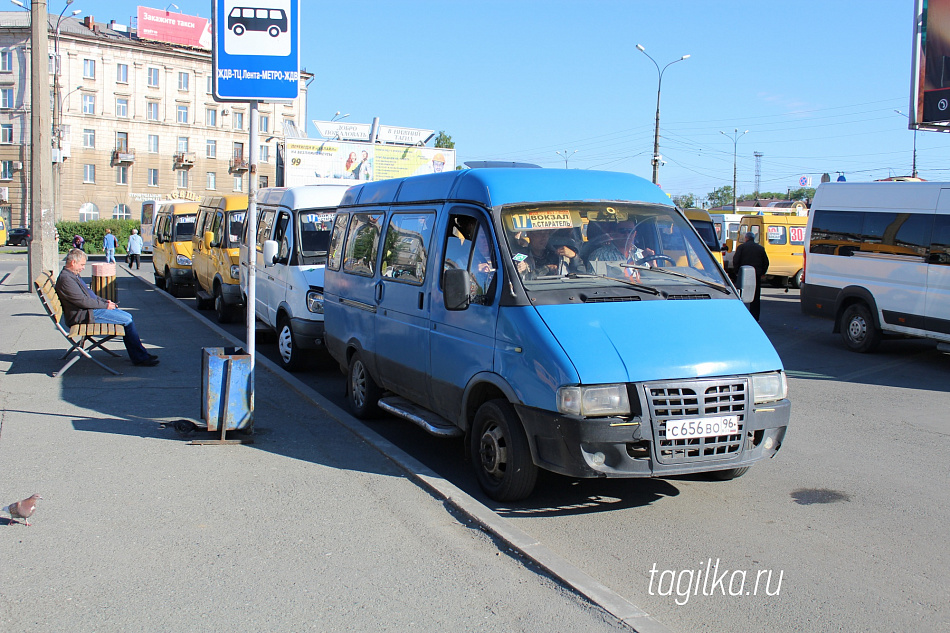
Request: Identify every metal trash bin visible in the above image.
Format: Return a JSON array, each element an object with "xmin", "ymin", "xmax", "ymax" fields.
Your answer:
[
  {"xmin": 91, "ymin": 262, "xmax": 117, "ymax": 302},
  {"xmin": 200, "ymin": 346, "xmax": 253, "ymax": 433}
]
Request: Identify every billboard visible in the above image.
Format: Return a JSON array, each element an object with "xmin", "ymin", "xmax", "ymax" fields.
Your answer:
[
  {"xmin": 136, "ymin": 6, "xmax": 211, "ymax": 49},
  {"xmin": 911, "ymin": 0, "xmax": 950, "ymax": 128},
  {"xmin": 284, "ymin": 140, "xmax": 456, "ymax": 187}
]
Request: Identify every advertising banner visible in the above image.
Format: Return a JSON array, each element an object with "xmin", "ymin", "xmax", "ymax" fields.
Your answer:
[
  {"xmin": 284, "ymin": 140, "xmax": 455, "ymax": 187},
  {"xmin": 912, "ymin": 0, "xmax": 950, "ymax": 126},
  {"xmin": 136, "ymin": 6, "xmax": 211, "ymax": 49}
]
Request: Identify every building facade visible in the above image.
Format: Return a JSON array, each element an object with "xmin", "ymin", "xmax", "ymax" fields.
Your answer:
[{"xmin": 0, "ymin": 11, "xmax": 308, "ymax": 228}]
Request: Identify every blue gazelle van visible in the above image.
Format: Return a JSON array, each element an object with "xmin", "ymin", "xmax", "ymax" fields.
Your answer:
[{"xmin": 324, "ymin": 169, "xmax": 790, "ymax": 501}]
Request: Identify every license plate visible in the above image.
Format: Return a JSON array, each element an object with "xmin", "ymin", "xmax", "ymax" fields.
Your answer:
[{"xmin": 664, "ymin": 416, "xmax": 739, "ymax": 440}]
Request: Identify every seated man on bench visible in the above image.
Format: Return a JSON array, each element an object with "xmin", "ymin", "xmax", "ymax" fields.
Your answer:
[{"xmin": 55, "ymin": 248, "xmax": 160, "ymax": 367}]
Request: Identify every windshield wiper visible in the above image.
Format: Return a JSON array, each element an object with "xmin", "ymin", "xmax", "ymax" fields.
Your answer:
[
  {"xmin": 565, "ymin": 271, "xmax": 660, "ymax": 295},
  {"xmin": 621, "ymin": 264, "xmax": 731, "ymax": 295}
]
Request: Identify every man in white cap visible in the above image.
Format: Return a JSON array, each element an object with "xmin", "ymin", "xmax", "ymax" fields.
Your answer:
[{"xmin": 127, "ymin": 228, "xmax": 144, "ymax": 270}]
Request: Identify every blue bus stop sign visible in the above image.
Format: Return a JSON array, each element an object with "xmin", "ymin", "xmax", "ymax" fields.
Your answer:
[{"xmin": 212, "ymin": 0, "xmax": 300, "ymax": 101}]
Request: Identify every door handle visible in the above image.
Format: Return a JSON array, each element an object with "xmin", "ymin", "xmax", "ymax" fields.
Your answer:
[{"xmin": 375, "ymin": 282, "xmax": 383, "ymax": 303}]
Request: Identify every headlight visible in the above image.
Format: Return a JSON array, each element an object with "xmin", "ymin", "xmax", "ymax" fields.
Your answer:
[
  {"xmin": 752, "ymin": 371, "xmax": 787, "ymax": 404},
  {"xmin": 557, "ymin": 384, "xmax": 630, "ymax": 417},
  {"xmin": 306, "ymin": 289, "xmax": 324, "ymax": 314},
  {"xmin": 230, "ymin": 265, "xmax": 241, "ymax": 279},
  {"xmin": 176, "ymin": 254, "xmax": 192, "ymax": 266}
]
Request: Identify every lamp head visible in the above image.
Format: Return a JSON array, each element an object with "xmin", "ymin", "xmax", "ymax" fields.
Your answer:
[{"xmin": 636, "ymin": 44, "xmax": 645, "ymax": 52}]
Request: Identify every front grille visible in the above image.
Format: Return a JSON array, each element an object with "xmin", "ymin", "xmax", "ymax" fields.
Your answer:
[{"xmin": 647, "ymin": 378, "xmax": 747, "ymax": 464}]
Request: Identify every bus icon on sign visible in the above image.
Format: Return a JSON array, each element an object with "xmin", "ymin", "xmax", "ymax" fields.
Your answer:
[
  {"xmin": 228, "ymin": 7, "xmax": 287, "ymax": 37},
  {"xmin": 223, "ymin": 1, "xmax": 291, "ymax": 56}
]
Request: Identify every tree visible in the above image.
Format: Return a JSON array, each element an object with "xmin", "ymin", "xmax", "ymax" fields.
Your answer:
[
  {"xmin": 672, "ymin": 193, "xmax": 697, "ymax": 209},
  {"xmin": 706, "ymin": 186, "xmax": 734, "ymax": 209},
  {"xmin": 434, "ymin": 131, "xmax": 455, "ymax": 149}
]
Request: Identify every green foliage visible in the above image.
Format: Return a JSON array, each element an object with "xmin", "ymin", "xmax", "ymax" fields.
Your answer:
[
  {"xmin": 706, "ymin": 186, "xmax": 734, "ymax": 209},
  {"xmin": 434, "ymin": 131, "xmax": 455, "ymax": 149},
  {"xmin": 738, "ymin": 188, "xmax": 815, "ymax": 202},
  {"xmin": 55, "ymin": 219, "xmax": 141, "ymax": 254},
  {"xmin": 672, "ymin": 193, "xmax": 697, "ymax": 209}
]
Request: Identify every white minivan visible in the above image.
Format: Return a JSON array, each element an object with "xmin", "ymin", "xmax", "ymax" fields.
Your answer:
[
  {"xmin": 241, "ymin": 184, "xmax": 351, "ymax": 370},
  {"xmin": 802, "ymin": 181, "xmax": 950, "ymax": 352}
]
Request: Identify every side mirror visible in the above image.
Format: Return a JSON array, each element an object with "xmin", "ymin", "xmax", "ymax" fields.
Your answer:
[
  {"xmin": 738, "ymin": 265, "xmax": 757, "ymax": 304},
  {"xmin": 204, "ymin": 231, "xmax": 215, "ymax": 248},
  {"xmin": 262, "ymin": 240, "xmax": 278, "ymax": 266},
  {"xmin": 443, "ymin": 268, "xmax": 474, "ymax": 311},
  {"xmin": 725, "ymin": 238, "xmax": 734, "ymax": 251}
]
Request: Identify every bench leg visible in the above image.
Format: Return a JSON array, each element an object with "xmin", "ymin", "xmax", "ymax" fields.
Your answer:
[
  {"xmin": 85, "ymin": 336, "xmax": 122, "ymax": 357},
  {"xmin": 54, "ymin": 348, "xmax": 122, "ymax": 377}
]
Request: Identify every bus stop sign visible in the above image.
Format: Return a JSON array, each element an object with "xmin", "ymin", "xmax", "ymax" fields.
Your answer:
[{"xmin": 212, "ymin": 0, "xmax": 300, "ymax": 101}]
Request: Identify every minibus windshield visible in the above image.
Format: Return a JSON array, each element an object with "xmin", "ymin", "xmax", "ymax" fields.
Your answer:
[
  {"xmin": 500, "ymin": 202, "xmax": 728, "ymax": 291},
  {"xmin": 173, "ymin": 214, "xmax": 197, "ymax": 240},
  {"xmin": 226, "ymin": 211, "xmax": 245, "ymax": 247}
]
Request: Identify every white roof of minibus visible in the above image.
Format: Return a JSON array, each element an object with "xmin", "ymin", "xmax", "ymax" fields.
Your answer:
[
  {"xmin": 257, "ymin": 184, "xmax": 352, "ymax": 210},
  {"xmin": 813, "ymin": 181, "xmax": 949, "ymax": 212}
]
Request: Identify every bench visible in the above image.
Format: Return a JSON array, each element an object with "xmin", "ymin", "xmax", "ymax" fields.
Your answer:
[{"xmin": 34, "ymin": 272, "xmax": 126, "ymax": 377}]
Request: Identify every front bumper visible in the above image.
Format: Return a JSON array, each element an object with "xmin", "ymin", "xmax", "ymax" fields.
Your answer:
[
  {"xmin": 220, "ymin": 281, "xmax": 243, "ymax": 305},
  {"xmin": 169, "ymin": 267, "xmax": 195, "ymax": 284},
  {"xmin": 290, "ymin": 316, "xmax": 326, "ymax": 349}
]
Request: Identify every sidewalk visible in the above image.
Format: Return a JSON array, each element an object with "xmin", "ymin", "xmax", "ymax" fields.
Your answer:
[{"xmin": 0, "ymin": 259, "xmax": 641, "ymax": 632}]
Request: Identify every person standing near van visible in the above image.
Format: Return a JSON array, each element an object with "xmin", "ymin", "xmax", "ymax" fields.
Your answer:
[
  {"xmin": 103, "ymin": 229, "xmax": 118, "ymax": 263},
  {"xmin": 733, "ymin": 231, "xmax": 769, "ymax": 321},
  {"xmin": 127, "ymin": 229, "xmax": 143, "ymax": 270}
]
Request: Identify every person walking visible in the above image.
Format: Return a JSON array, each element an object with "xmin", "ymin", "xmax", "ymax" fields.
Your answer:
[
  {"xmin": 127, "ymin": 229, "xmax": 143, "ymax": 270},
  {"xmin": 55, "ymin": 249, "xmax": 159, "ymax": 366},
  {"xmin": 103, "ymin": 229, "xmax": 118, "ymax": 263},
  {"xmin": 733, "ymin": 231, "xmax": 770, "ymax": 321}
]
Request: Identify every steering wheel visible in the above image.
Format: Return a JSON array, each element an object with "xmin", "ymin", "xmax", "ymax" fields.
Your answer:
[{"xmin": 637, "ymin": 254, "xmax": 676, "ymax": 266}]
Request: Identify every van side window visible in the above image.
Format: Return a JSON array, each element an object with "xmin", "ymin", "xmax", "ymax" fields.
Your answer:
[
  {"xmin": 380, "ymin": 212, "xmax": 434, "ymax": 285},
  {"xmin": 766, "ymin": 225, "xmax": 787, "ymax": 245},
  {"xmin": 327, "ymin": 213, "xmax": 349, "ymax": 271},
  {"xmin": 257, "ymin": 210, "xmax": 275, "ymax": 248},
  {"xmin": 273, "ymin": 211, "xmax": 292, "ymax": 260},
  {"xmin": 442, "ymin": 212, "xmax": 496, "ymax": 300},
  {"xmin": 931, "ymin": 216, "xmax": 950, "ymax": 265},
  {"xmin": 210, "ymin": 211, "xmax": 224, "ymax": 246},
  {"xmin": 343, "ymin": 212, "xmax": 383, "ymax": 276}
]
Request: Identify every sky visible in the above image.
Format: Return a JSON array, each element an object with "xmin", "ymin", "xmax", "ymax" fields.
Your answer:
[{"xmin": 27, "ymin": 0, "xmax": 944, "ymax": 202}]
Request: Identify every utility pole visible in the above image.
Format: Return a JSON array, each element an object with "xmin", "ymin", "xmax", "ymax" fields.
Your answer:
[
  {"xmin": 27, "ymin": 0, "xmax": 59, "ymax": 286},
  {"xmin": 636, "ymin": 44, "xmax": 689, "ymax": 185}
]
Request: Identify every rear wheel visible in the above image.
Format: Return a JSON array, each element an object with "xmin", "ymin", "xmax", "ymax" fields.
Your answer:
[
  {"xmin": 165, "ymin": 267, "xmax": 178, "ymax": 297},
  {"xmin": 840, "ymin": 303, "xmax": 881, "ymax": 353},
  {"xmin": 214, "ymin": 285, "xmax": 233, "ymax": 324},
  {"xmin": 792, "ymin": 269, "xmax": 804, "ymax": 289},
  {"xmin": 232, "ymin": 24, "xmax": 245, "ymax": 36},
  {"xmin": 469, "ymin": 399, "xmax": 538, "ymax": 502},
  {"xmin": 347, "ymin": 351, "xmax": 381, "ymax": 419},
  {"xmin": 268, "ymin": 25, "xmax": 280, "ymax": 37},
  {"xmin": 277, "ymin": 316, "xmax": 306, "ymax": 372}
]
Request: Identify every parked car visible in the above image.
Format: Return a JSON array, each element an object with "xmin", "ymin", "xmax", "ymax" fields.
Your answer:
[{"xmin": 7, "ymin": 227, "xmax": 31, "ymax": 246}]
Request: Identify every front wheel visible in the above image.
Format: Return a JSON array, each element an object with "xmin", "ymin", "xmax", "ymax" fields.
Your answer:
[
  {"xmin": 792, "ymin": 269, "xmax": 804, "ymax": 289},
  {"xmin": 708, "ymin": 466, "xmax": 750, "ymax": 481},
  {"xmin": 347, "ymin": 351, "xmax": 381, "ymax": 419},
  {"xmin": 840, "ymin": 303, "xmax": 881, "ymax": 353},
  {"xmin": 277, "ymin": 316, "xmax": 306, "ymax": 372},
  {"xmin": 469, "ymin": 399, "xmax": 538, "ymax": 502},
  {"xmin": 214, "ymin": 286, "xmax": 233, "ymax": 324},
  {"xmin": 165, "ymin": 267, "xmax": 178, "ymax": 297}
]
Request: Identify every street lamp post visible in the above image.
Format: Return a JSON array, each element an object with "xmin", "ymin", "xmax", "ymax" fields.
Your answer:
[
  {"xmin": 721, "ymin": 128, "xmax": 748, "ymax": 211},
  {"xmin": 636, "ymin": 44, "xmax": 689, "ymax": 185},
  {"xmin": 894, "ymin": 110, "xmax": 918, "ymax": 178},
  {"xmin": 555, "ymin": 149, "xmax": 577, "ymax": 168},
  {"xmin": 330, "ymin": 111, "xmax": 350, "ymax": 122}
]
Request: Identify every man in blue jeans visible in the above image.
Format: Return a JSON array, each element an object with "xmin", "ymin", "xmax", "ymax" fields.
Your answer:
[
  {"xmin": 103, "ymin": 229, "xmax": 118, "ymax": 263},
  {"xmin": 55, "ymin": 249, "xmax": 159, "ymax": 366}
]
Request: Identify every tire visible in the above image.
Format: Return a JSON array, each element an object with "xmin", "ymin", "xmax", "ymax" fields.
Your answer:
[
  {"xmin": 469, "ymin": 399, "xmax": 538, "ymax": 502},
  {"xmin": 277, "ymin": 316, "xmax": 306, "ymax": 372},
  {"xmin": 346, "ymin": 351, "xmax": 381, "ymax": 419},
  {"xmin": 708, "ymin": 466, "xmax": 750, "ymax": 481},
  {"xmin": 233, "ymin": 24, "xmax": 245, "ymax": 36},
  {"xmin": 268, "ymin": 25, "xmax": 280, "ymax": 37},
  {"xmin": 214, "ymin": 285, "xmax": 233, "ymax": 324},
  {"xmin": 792, "ymin": 269, "xmax": 804, "ymax": 289},
  {"xmin": 840, "ymin": 303, "xmax": 881, "ymax": 353},
  {"xmin": 154, "ymin": 271, "xmax": 165, "ymax": 290},
  {"xmin": 165, "ymin": 267, "xmax": 178, "ymax": 297}
]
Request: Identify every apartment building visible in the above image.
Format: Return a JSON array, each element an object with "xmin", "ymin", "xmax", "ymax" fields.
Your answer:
[{"xmin": 0, "ymin": 11, "xmax": 309, "ymax": 228}]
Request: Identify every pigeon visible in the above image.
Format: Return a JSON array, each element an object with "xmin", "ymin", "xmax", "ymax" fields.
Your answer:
[{"xmin": 3, "ymin": 494, "xmax": 42, "ymax": 526}]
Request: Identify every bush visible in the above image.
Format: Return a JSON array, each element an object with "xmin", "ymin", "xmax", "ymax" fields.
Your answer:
[{"xmin": 56, "ymin": 219, "xmax": 140, "ymax": 254}]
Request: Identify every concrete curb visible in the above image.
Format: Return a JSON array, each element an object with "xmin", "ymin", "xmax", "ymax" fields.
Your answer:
[{"xmin": 122, "ymin": 263, "xmax": 673, "ymax": 633}]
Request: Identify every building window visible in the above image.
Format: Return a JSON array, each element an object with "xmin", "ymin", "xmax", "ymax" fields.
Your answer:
[
  {"xmin": 233, "ymin": 142, "xmax": 244, "ymax": 160},
  {"xmin": 116, "ymin": 98, "xmax": 128, "ymax": 118},
  {"xmin": 206, "ymin": 139, "xmax": 216, "ymax": 158},
  {"xmin": 233, "ymin": 111, "xmax": 244, "ymax": 130},
  {"xmin": 116, "ymin": 131, "xmax": 128, "ymax": 152},
  {"xmin": 260, "ymin": 145, "xmax": 269, "ymax": 163},
  {"xmin": 83, "ymin": 164, "xmax": 96, "ymax": 183},
  {"xmin": 113, "ymin": 204, "xmax": 131, "ymax": 219},
  {"xmin": 148, "ymin": 168, "xmax": 158, "ymax": 186},
  {"xmin": 177, "ymin": 105, "xmax": 189, "ymax": 124},
  {"xmin": 178, "ymin": 71, "xmax": 189, "ymax": 91},
  {"xmin": 1, "ymin": 123, "xmax": 12, "ymax": 144},
  {"xmin": 206, "ymin": 75, "xmax": 212, "ymax": 94},
  {"xmin": 146, "ymin": 101, "xmax": 159, "ymax": 121},
  {"xmin": 234, "ymin": 174, "xmax": 243, "ymax": 192},
  {"xmin": 147, "ymin": 67, "xmax": 159, "ymax": 88},
  {"xmin": 0, "ymin": 50, "xmax": 12, "ymax": 72},
  {"xmin": 116, "ymin": 165, "xmax": 128, "ymax": 185},
  {"xmin": 259, "ymin": 115, "xmax": 269, "ymax": 133},
  {"xmin": 82, "ymin": 94, "xmax": 95, "ymax": 114},
  {"xmin": 78, "ymin": 202, "xmax": 99, "ymax": 221},
  {"xmin": 148, "ymin": 134, "xmax": 159, "ymax": 153},
  {"xmin": 207, "ymin": 172, "xmax": 216, "ymax": 190},
  {"xmin": 259, "ymin": 175, "xmax": 268, "ymax": 189},
  {"xmin": 83, "ymin": 128, "xmax": 95, "ymax": 148},
  {"xmin": 177, "ymin": 169, "xmax": 188, "ymax": 188},
  {"xmin": 83, "ymin": 59, "xmax": 95, "ymax": 79},
  {"xmin": 1, "ymin": 88, "xmax": 12, "ymax": 109},
  {"xmin": 1, "ymin": 160, "xmax": 12, "ymax": 180},
  {"xmin": 205, "ymin": 108, "xmax": 216, "ymax": 126},
  {"xmin": 178, "ymin": 136, "xmax": 189, "ymax": 152},
  {"xmin": 116, "ymin": 63, "xmax": 128, "ymax": 83}
]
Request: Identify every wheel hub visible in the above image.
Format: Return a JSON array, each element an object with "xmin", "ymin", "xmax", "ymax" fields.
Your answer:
[
  {"xmin": 479, "ymin": 425, "xmax": 507, "ymax": 478},
  {"xmin": 848, "ymin": 316, "xmax": 866, "ymax": 342}
]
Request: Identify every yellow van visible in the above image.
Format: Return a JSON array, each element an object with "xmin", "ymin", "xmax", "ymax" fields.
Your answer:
[
  {"xmin": 738, "ymin": 213, "xmax": 808, "ymax": 287},
  {"xmin": 684, "ymin": 208, "xmax": 723, "ymax": 266},
  {"xmin": 152, "ymin": 201, "xmax": 199, "ymax": 297},
  {"xmin": 193, "ymin": 194, "xmax": 248, "ymax": 323}
]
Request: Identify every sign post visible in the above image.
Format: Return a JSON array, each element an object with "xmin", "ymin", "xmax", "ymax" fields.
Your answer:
[{"xmin": 212, "ymin": 0, "xmax": 300, "ymax": 429}]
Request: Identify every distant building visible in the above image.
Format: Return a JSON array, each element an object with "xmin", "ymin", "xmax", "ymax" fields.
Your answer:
[{"xmin": 0, "ymin": 10, "xmax": 311, "ymax": 228}]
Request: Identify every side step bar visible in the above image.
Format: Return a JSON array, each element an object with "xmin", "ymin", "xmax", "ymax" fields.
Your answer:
[{"xmin": 378, "ymin": 396, "xmax": 463, "ymax": 438}]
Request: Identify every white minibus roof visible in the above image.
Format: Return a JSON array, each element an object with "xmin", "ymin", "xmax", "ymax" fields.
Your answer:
[{"xmin": 813, "ymin": 181, "xmax": 949, "ymax": 213}]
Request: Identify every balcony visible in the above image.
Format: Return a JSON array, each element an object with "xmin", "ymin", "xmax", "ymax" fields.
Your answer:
[
  {"xmin": 111, "ymin": 149, "xmax": 135, "ymax": 165},
  {"xmin": 229, "ymin": 157, "xmax": 249, "ymax": 172},
  {"xmin": 174, "ymin": 152, "xmax": 196, "ymax": 167}
]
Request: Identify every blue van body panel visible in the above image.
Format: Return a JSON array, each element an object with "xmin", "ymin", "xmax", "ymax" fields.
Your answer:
[{"xmin": 534, "ymin": 300, "xmax": 783, "ymax": 384}]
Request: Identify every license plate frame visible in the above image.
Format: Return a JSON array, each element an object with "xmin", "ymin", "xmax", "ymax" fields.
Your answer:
[{"xmin": 663, "ymin": 415, "xmax": 739, "ymax": 441}]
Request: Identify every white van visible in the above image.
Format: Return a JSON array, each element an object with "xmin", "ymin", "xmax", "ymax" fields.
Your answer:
[
  {"xmin": 241, "ymin": 184, "xmax": 351, "ymax": 370},
  {"xmin": 802, "ymin": 181, "xmax": 950, "ymax": 352},
  {"xmin": 711, "ymin": 213, "xmax": 745, "ymax": 272}
]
